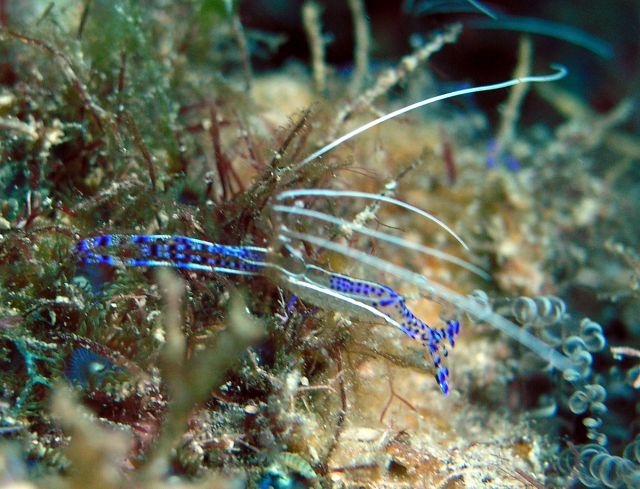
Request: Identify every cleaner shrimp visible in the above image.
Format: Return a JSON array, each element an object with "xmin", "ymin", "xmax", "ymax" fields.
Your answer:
[{"xmin": 75, "ymin": 65, "xmax": 576, "ymax": 395}]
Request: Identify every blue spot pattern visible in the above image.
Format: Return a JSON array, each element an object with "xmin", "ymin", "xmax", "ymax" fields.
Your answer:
[
  {"xmin": 328, "ymin": 273, "xmax": 460, "ymax": 395},
  {"xmin": 76, "ymin": 234, "xmax": 266, "ymax": 275},
  {"xmin": 75, "ymin": 234, "xmax": 461, "ymax": 395}
]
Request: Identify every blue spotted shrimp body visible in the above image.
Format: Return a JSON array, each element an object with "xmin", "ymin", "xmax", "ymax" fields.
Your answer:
[
  {"xmin": 70, "ymin": 68, "xmax": 577, "ymax": 399},
  {"xmin": 70, "ymin": 68, "xmax": 576, "ymax": 398},
  {"xmin": 74, "ymin": 233, "xmax": 461, "ymax": 395},
  {"xmin": 327, "ymin": 273, "xmax": 460, "ymax": 395},
  {"xmin": 76, "ymin": 234, "xmax": 267, "ymax": 275}
]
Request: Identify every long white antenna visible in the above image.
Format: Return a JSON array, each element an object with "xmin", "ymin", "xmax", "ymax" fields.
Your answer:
[{"xmin": 296, "ymin": 64, "xmax": 567, "ymax": 168}]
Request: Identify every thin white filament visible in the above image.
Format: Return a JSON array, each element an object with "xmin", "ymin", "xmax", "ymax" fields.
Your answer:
[
  {"xmin": 467, "ymin": 17, "xmax": 613, "ymax": 59},
  {"xmin": 466, "ymin": 0, "xmax": 498, "ymax": 19},
  {"xmin": 272, "ymin": 204, "xmax": 490, "ymax": 280},
  {"xmin": 276, "ymin": 188, "xmax": 470, "ymax": 251},
  {"xmin": 279, "ymin": 225, "xmax": 576, "ymax": 373},
  {"xmin": 297, "ymin": 64, "xmax": 568, "ymax": 167}
]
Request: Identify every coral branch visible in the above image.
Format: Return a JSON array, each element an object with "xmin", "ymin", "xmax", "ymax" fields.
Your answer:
[
  {"xmin": 302, "ymin": 1, "xmax": 327, "ymax": 93},
  {"xmin": 347, "ymin": 0, "xmax": 371, "ymax": 95}
]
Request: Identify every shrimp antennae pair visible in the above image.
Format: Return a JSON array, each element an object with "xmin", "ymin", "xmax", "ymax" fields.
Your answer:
[
  {"xmin": 274, "ymin": 64, "xmax": 576, "ymax": 375},
  {"xmin": 276, "ymin": 222, "xmax": 575, "ymax": 374}
]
